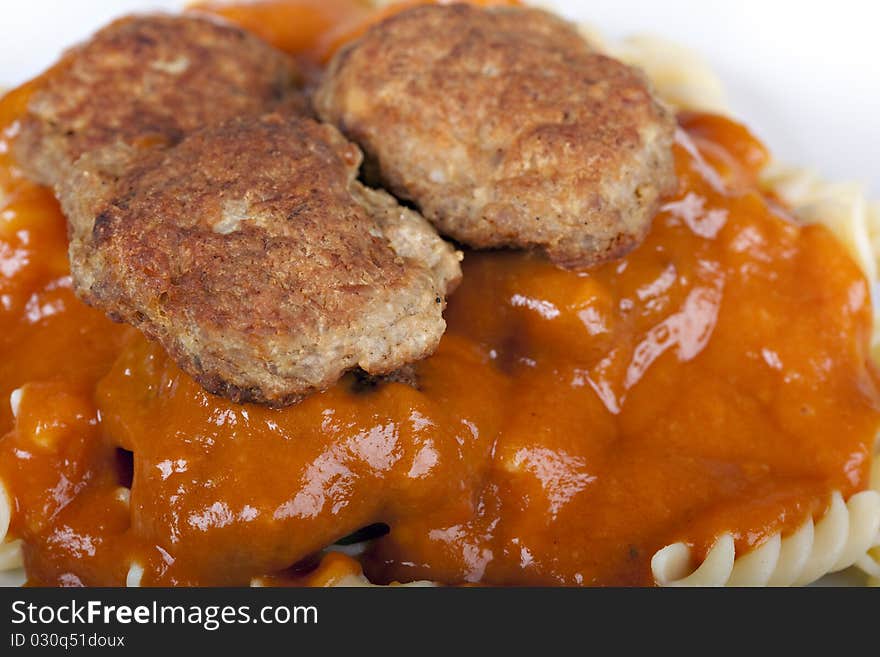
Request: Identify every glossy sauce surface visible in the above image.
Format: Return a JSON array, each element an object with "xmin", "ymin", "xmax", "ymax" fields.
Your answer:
[{"xmin": 0, "ymin": 2, "xmax": 878, "ymax": 586}]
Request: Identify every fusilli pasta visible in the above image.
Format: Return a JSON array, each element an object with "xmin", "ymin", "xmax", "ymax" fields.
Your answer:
[{"xmin": 615, "ymin": 27, "xmax": 880, "ymax": 587}]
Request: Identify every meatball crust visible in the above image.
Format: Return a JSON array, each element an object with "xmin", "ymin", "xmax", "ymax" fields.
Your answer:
[
  {"xmin": 315, "ymin": 3, "xmax": 677, "ymax": 268},
  {"xmin": 60, "ymin": 114, "xmax": 462, "ymax": 406},
  {"xmin": 16, "ymin": 13, "xmax": 304, "ymax": 187}
]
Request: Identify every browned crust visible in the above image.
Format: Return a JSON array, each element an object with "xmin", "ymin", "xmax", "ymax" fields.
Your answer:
[
  {"xmin": 61, "ymin": 114, "xmax": 461, "ymax": 406},
  {"xmin": 315, "ymin": 3, "xmax": 677, "ymax": 268},
  {"xmin": 15, "ymin": 13, "xmax": 305, "ymax": 187}
]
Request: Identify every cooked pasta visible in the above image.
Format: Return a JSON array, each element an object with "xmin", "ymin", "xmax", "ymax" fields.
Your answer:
[
  {"xmin": 652, "ymin": 490, "xmax": 880, "ymax": 586},
  {"xmin": 249, "ymin": 551, "xmax": 436, "ymax": 588},
  {"xmin": 855, "ymin": 459, "xmax": 880, "ymax": 583},
  {"xmin": 126, "ymin": 562, "xmax": 145, "ymax": 588},
  {"xmin": 603, "ymin": 33, "xmax": 730, "ymax": 115},
  {"xmin": 0, "ymin": 480, "xmax": 23, "ymax": 571},
  {"xmin": 0, "ymin": 391, "xmax": 24, "ymax": 573},
  {"xmin": 613, "ymin": 22, "xmax": 880, "ymax": 587}
]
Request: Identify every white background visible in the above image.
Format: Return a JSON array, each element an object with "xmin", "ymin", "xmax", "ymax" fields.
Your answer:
[{"xmin": 1, "ymin": 0, "xmax": 878, "ymax": 196}]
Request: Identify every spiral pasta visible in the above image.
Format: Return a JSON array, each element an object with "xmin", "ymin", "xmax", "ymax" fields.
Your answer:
[
  {"xmin": 603, "ymin": 34, "xmax": 730, "ymax": 115},
  {"xmin": 2, "ymin": 1, "xmax": 878, "ymax": 589},
  {"xmin": 646, "ymin": 168, "xmax": 880, "ymax": 584},
  {"xmin": 651, "ymin": 490, "xmax": 880, "ymax": 586},
  {"xmin": 0, "ymin": 390, "xmax": 24, "ymax": 573},
  {"xmin": 854, "ymin": 459, "xmax": 880, "ymax": 584},
  {"xmin": 0, "ymin": 481, "xmax": 24, "ymax": 571},
  {"xmin": 614, "ymin": 24, "xmax": 880, "ymax": 588}
]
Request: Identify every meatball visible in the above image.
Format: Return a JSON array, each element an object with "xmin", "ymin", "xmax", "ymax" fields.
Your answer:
[
  {"xmin": 16, "ymin": 13, "xmax": 304, "ymax": 187},
  {"xmin": 59, "ymin": 113, "xmax": 462, "ymax": 406},
  {"xmin": 315, "ymin": 4, "xmax": 677, "ymax": 268}
]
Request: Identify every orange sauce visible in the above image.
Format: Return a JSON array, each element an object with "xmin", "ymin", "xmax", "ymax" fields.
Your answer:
[
  {"xmin": 0, "ymin": 2, "xmax": 877, "ymax": 586},
  {"xmin": 191, "ymin": 0, "xmax": 521, "ymax": 62},
  {"xmin": 191, "ymin": 0, "xmax": 374, "ymax": 61}
]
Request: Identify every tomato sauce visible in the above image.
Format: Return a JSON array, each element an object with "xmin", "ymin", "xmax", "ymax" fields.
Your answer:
[{"xmin": 0, "ymin": 1, "xmax": 877, "ymax": 586}]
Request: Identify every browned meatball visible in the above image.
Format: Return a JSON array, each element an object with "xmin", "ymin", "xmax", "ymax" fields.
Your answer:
[
  {"xmin": 315, "ymin": 4, "xmax": 677, "ymax": 268},
  {"xmin": 59, "ymin": 114, "xmax": 462, "ymax": 406},
  {"xmin": 16, "ymin": 13, "xmax": 304, "ymax": 187}
]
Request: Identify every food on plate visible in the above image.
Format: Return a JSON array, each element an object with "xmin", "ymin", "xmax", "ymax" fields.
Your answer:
[
  {"xmin": 0, "ymin": 0, "xmax": 878, "ymax": 587},
  {"xmin": 15, "ymin": 14, "xmax": 304, "ymax": 188},
  {"xmin": 13, "ymin": 11, "xmax": 460, "ymax": 406},
  {"xmin": 314, "ymin": 3, "xmax": 677, "ymax": 268},
  {"xmin": 61, "ymin": 113, "xmax": 462, "ymax": 405}
]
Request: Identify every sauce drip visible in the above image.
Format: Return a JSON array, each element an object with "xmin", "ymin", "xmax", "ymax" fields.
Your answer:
[{"xmin": 0, "ymin": 2, "xmax": 877, "ymax": 586}]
